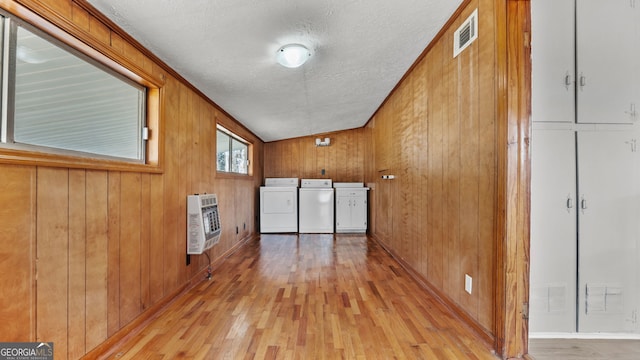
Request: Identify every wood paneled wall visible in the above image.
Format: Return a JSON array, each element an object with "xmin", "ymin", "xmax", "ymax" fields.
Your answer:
[
  {"xmin": 360, "ymin": 0, "xmax": 499, "ymax": 338},
  {"xmin": 363, "ymin": 0, "xmax": 531, "ymax": 357},
  {"xmin": 263, "ymin": 128, "xmax": 365, "ymax": 181},
  {"xmin": 0, "ymin": 1, "xmax": 263, "ymax": 359}
]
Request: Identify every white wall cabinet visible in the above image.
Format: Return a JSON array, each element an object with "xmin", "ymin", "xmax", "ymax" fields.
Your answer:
[
  {"xmin": 531, "ymin": 0, "xmax": 575, "ymax": 124},
  {"xmin": 531, "ymin": 0, "xmax": 640, "ymax": 335},
  {"xmin": 335, "ymin": 188, "xmax": 368, "ymax": 233},
  {"xmin": 530, "ymin": 128, "xmax": 640, "ymax": 334},
  {"xmin": 532, "ymin": 0, "xmax": 640, "ymax": 125},
  {"xmin": 577, "ymin": 131, "xmax": 640, "ymax": 333},
  {"xmin": 577, "ymin": 1, "xmax": 640, "ymax": 125},
  {"xmin": 530, "ymin": 129, "xmax": 577, "ymax": 333}
]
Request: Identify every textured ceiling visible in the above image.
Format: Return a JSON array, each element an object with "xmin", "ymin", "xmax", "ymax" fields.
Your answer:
[{"xmin": 85, "ymin": 0, "xmax": 462, "ymax": 142}]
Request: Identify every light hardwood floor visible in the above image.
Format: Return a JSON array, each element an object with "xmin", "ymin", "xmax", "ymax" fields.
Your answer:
[
  {"xmin": 99, "ymin": 234, "xmax": 498, "ymax": 359},
  {"xmin": 529, "ymin": 338, "xmax": 640, "ymax": 360}
]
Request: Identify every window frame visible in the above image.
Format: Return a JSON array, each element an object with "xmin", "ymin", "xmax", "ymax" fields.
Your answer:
[
  {"xmin": 5, "ymin": 19, "xmax": 148, "ymax": 162},
  {"xmin": 0, "ymin": 5, "xmax": 164, "ymax": 173},
  {"xmin": 216, "ymin": 125, "xmax": 251, "ymax": 176}
]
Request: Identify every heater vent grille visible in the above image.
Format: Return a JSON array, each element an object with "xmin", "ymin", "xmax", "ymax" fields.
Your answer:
[{"xmin": 454, "ymin": 9, "xmax": 478, "ymax": 58}]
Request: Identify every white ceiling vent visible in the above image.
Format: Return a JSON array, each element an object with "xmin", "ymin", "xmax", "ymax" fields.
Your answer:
[{"xmin": 453, "ymin": 9, "xmax": 478, "ymax": 58}]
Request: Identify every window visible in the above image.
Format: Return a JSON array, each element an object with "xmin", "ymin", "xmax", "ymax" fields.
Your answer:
[
  {"xmin": 0, "ymin": 16, "xmax": 147, "ymax": 162},
  {"xmin": 217, "ymin": 126, "xmax": 249, "ymax": 174}
]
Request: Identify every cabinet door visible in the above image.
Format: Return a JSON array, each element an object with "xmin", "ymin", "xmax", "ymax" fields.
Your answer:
[
  {"xmin": 336, "ymin": 194, "xmax": 352, "ymax": 230},
  {"xmin": 336, "ymin": 192, "xmax": 367, "ymax": 232},
  {"xmin": 531, "ymin": 0, "xmax": 575, "ymax": 123},
  {"xmin": 577, "ymin": 0, "xmax": 640, "ymax": 124},
  {"xmin": 529, "ymin": 129, "xmax": 578, "ymax": 332},
  {"xmin": 578, "ymin": 130, "xmax": 639, "ymax": 332},
  {"xmin": 351, "ymin": 193, "xmax": 367, "ymax": 230}
]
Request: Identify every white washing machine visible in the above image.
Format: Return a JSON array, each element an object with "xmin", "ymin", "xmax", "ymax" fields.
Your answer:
[
  {"xmin": 260, "ymin": 178, "xmax": 298, "ymax": 233},
  {"xmin": 299, "ymin": 179, "xmax": 334, "ymax": 233}
]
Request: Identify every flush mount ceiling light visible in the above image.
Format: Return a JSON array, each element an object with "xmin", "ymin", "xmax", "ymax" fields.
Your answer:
[{"xmin": 276, "ymin": 44, "xmax": 311, "ymax": 68}]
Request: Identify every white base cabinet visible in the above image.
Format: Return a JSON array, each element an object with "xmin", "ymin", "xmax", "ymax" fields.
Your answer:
[{"xmin": 335, "ymin": 187, "xmax": 368, "ymax": 233}]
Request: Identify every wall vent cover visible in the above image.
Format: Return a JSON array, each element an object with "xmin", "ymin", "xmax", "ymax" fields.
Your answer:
[{"xmin": 453, "ymin": 9, "xmax": 478, "ymax": 58}]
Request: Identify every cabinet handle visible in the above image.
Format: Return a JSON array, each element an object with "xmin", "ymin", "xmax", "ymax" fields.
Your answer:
[
  {"xmin": 581, "ymin": 198, "xmax": 587, "ymax": 210},
  {"xmin": 564, "ymin": 73, "xmax": 571, "ymax": 89},
  {"xmin": 566, "ymin": 197, "xmax": 573, "ymax": 210},
  {"xmin": 625, "ymin": 139, "xmax": 637, "ymax": 152},
  {"xmin": 625, "ymin": 103, "xmax": 637, "ymax": 120},
  {"xmin": 579, "ymin": 73, "xmax": 586, "ymax": 89}
]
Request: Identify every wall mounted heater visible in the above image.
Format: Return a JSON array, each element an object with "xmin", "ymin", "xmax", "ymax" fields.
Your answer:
[{"xmin": 187, "ymin": 194, "xmax": 221, "ymax": 255}]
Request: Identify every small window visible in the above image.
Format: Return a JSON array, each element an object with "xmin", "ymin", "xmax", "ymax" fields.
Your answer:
[
  {"xmin": 217, "ymin": 126, "xmax": 249, "ymax": 175},
  {"xmin": 1, "ymin": 18, "xmax": 147, "ymax": 162}
]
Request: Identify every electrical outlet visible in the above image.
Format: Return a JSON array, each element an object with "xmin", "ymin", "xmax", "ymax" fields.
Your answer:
[{"xmin": 465, "ymin": 274, "xmax": 473, "ymax": 294}]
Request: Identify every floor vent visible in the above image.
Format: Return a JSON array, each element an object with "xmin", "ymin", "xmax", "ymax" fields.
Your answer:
[{"xmin": 453, "ymin": 9, "xmax": 478, "ymax": 58}]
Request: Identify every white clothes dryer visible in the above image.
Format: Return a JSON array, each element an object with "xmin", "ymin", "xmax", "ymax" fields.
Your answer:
[{"xmin": 260, "ymin": 178, "xmax": 298, "ymax": 233}]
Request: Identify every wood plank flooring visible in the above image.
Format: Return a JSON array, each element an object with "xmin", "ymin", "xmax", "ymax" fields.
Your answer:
[
  {"xmin": 529, "ymin": 338, "xmax": 640, "ymax": 360},
  {"xmin": 99, "ymin": 234, "xmax": 497, "ymax": 359}
]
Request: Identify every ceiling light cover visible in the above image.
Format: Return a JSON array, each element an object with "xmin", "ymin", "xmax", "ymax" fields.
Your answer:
[{"xmin": 276, "ymin": 44, "xmax": 311, "ymax": 68}]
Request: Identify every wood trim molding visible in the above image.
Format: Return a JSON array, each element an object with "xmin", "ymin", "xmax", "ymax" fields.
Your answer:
[
  {"xmin": 0, "ymin": 147, "xmax": 164, "ymax": 173},
  {"xmin": 494, "ymin": 0, "xmax": 532, "ymax": 358},
  {"xmin": 493, "ymin": 0, "xmax": 509, "ymax": 354}
]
